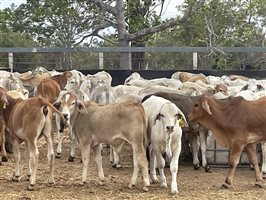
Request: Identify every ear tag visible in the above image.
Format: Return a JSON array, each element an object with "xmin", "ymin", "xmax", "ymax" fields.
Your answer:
[{"xmin": 178, "ymin": 118, "xmax": 186, "ymax": 127}]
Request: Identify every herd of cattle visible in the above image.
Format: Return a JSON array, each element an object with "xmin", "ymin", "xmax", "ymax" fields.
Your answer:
[{"xmin": 1, "ymin": 67, "xmax": 266, "ymax": 195}]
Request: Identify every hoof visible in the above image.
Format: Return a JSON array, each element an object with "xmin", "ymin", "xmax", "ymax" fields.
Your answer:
[
  {"xmin": 98, "ymin": 179, "xmax": 105, "ymax": 186},
  {"xmin": 221, "ymin": 183, "xmax": 232, "ymax": 189},
  {"xmin": 128, "ymin": 183, "xmax": 135, "ymax": 189},
  {"xmin": 2, "ymin": 156, "xmax": 8, "ymax": 162},
  {"xmin": 12, "ymin": 175, "xmax": 20, "ymax": 182},
  {"xmin": 112, "ymin": 164, "xmax": 122, "ymax": 169},
  {"xmin": 68, "ymin": 156, "xmax": 75, "ymax": 162},
  {"xmin": 205, "ymin": 165, "xmax": 212, "ymax": 173},
  {"xmin": 171, "ymin": 189, "xmax": 179, "ymax": 196},
  {"xmin": 194, "ymin": 164, "xmax": 200, "ymax": 170},
  {"xmin": 151, "ymin": 178, "xmax": 159, "ymax": 184},
  {"xmin": 79, "ymin": 181, "xmax": 86, "ymax": 186},
  {"xmin": 55, "ymin": 153, "xmax": 61, "ymax": 159},
  {"xmin": 262, "ymin": 173, "xmax": 266, "ymax": 179},
  {"xmin": 27, "ymin": 184, "xmax": 35, "ymax": 191},
  {"xmin": 26, "ymin": 174, "xmax": 31, "ymax": 181},
  {"xmin": 255, "ymin": 183, "xmax": 264, "ymax": 188},
  {"xmin": 160, "ymin": 182, "xmax": 167, "ymax": 188},
  {"xmin": 143, "ymin": 186, "xmax": 149, "ymax": 192}
]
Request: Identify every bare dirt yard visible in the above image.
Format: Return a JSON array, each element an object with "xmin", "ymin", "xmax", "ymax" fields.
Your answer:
[{"xmin": 0, "ymin": 135, "xmax": 265, "ymax": 200}]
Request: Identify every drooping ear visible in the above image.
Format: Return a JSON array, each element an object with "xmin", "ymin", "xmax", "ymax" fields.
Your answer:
[
  {"xmin": 53, "ymin": 101, "xmax": 61, "ymax": 110},
  {"xmin": 154, "ymin": 113, "xmax": 162, "ymax": 125},
  {"xmin": 76, "ymin": 100, "xmax": 88, "ymax": 114},
  {"xmin": 257, "ymin": 84, "xmax": 264, "ymax": 91},
  {"xmin": 1, "ymin": 94, "xmax": 9, "ymax": 109},
  {"xmin": 241, "ymin": 84, "xmax": 248, "ymax": 91},
  {"xmin": 202, "ymin": 100, "xmax": 212, "ymax": 115}
]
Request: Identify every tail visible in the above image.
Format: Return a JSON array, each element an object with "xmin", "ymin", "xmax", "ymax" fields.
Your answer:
[{"xmin": 41, "ymin": 98, "xmax": 66, "ymax": 132}]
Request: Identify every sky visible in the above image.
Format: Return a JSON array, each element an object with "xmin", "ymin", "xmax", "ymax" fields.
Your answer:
[{"xmin": 0, "ymin": 0, "xmax": 184, "ymax": 19}]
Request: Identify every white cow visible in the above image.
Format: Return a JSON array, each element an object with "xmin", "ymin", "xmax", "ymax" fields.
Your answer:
[{"xmin": 142, "ymin": 95, "xmax": 188, "ymax": 195}]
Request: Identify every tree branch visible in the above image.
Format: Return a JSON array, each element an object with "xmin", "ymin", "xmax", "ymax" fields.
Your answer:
[
  {"xmin": 127, "ymin": 0, "xmax": 206, "ymax": 41},
  {"xmin": 74, "ymin": 21, "xmax": 113, "ymax": 46},
  {"xmin": 89, "ymin": 0, "xmax": 118, "ymax": 15}
]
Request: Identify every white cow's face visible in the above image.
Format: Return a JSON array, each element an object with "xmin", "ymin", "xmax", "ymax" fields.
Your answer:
[
  {"xmin": 65, "ymin": 76, "xmax": 80, "ymax": 91},
  {"xmin": 156, "ymin": 103, "xmax": 182, "ymax": 133}
]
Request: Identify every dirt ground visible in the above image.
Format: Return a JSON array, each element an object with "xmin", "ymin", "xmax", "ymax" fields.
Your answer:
[{"xmin": 0, "ymin": 136, "xmax": 265, "ymax": 200}]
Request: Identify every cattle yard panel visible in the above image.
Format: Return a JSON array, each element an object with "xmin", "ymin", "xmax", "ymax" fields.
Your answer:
[{"xmin": 1, "ymin": 47, "xmax": 266, "ymax": 71}]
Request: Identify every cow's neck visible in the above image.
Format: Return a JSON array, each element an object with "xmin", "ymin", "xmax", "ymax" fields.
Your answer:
[{"xmin": 1, "ymin": 95, "xmax": 22, "ymax": 125}]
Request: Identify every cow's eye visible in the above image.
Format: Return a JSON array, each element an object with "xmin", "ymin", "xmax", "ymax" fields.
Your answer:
[
  {"xmin": 194, "ymin": 104, "xmax": 199, "ymax": 107},
  {"xmin": 159, "ymin": 113, "xmax": 164, "ymax": 117},
  {"xmin": 72, "ymin": 102, "xmax": 75, "ymax": 105}
]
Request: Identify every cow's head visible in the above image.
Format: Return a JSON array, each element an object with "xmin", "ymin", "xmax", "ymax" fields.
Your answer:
[
  {"xmin": 54, "ymin": 92, "xmax": 87, "ymax": 125},
  {"xmin": 64, "ymin": 75, "xmax": 80, "ymax": 91},
  {"xmin": 155, "ymin": 102, "xmax": 188, "ymax": 133},
  {"xmin": 188, "ymin": 96, "xmax": 212, "ymax": 123}
]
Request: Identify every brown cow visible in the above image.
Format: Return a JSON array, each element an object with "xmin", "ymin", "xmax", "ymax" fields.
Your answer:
[
  {"xmin": 0, "ymin": 90, "xmax": 65, "ymax": 191},
  {"xmin": 36, "ymin": 71, "xmax": 73, "ymax": 103},
  {"xmin": 188, "ymin": 95, "xmax": 266, "ymax": 188}
]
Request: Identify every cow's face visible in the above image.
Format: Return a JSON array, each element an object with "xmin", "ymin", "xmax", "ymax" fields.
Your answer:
[
  {"xmin": 55, "ymin": 93, "xmax": 77, "ymax": 125},
  {"xmin": 80, "ymin": 80, "xmax": 92, "ymax": 95},
  {"xmin": 188, "ymin": 97, "xmax": 212, "ymax": 123},
  {"xmin": 155, "ymin": 103, "xmax": 188, "ymax": 133},
  {"xmin": 64, "ymin": 76, "xmax": 80, "ymax": 91}
]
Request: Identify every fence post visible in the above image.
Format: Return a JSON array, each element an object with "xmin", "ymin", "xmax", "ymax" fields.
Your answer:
[
  {"xmin": 99, "ymin": 52, "xmax": 104, "ymax": 69},
  {"xmin": 8, "ymin": 52, "xmax": 14, "ymax": 72},
  {"xmin": 193, "ymin": 52, "xmax": 198, "ymax": 69}
]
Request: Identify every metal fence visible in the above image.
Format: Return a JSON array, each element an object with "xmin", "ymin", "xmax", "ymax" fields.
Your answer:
[{"xmin": 1, "ymin": 47, "xmax": 266, "ymax": 71}]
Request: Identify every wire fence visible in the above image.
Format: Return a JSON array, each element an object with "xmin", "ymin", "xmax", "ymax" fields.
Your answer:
[{"xmin": 1, "ymin": 47, "xmax": 266, "ymax": 71}]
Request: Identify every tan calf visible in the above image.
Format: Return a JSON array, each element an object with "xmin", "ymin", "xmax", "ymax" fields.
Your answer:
[
  {"xmin": 0, "ymin": 90, "xmax": 65, "ymax": 191},
  {"xmin": 60, "ymin": 94, "xmax": 150, "ymax": 191}
]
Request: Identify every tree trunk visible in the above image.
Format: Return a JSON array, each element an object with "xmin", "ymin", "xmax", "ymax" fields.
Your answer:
[
  {"xmin": 115, "ymin": 0, "xmax": 131, "ymax": 70},
  {"xmin": 131, "ymin": 41, "xmax": 145, "ymax": 70}
]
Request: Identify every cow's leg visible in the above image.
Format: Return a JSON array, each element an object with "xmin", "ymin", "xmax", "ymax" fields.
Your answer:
[
  {"xmin": 56, "ymin": 131, "xmax": 63, "ymax": 159},
  {"xmin": 190, "ymin": 135, "xmax": 200, "ymax": 170},
  {"xmin": 112, "ymin": 142, "xmax": 125, "ymax": 168},
  {"xmin": 151, "ymin": 144, "xmax": 167, "ymax": 188},
  {"xmin": 68, "ymin": 128, "xmax": 77, "ymax": 162},
  {"xmin": 222, "ymin": 144, "xmax": 243, "ymax": 189},
  {"xmin": 261, "ymin": 142, "xmax": 266, "ymax": 179},
  {"xmin": 80, "ymin": 144, "xmax": 91, "ymax": 185},
  {"xmin": 55, "ymin": 114, "xmax": 63, "ymax": 159},
  {"xmin": 128, "ymin": 145, "xmax": 140, "ymax": 189},
  {"xmin": 150, "ymin": 146, "xmax": 159, "ymax": 183},
  {"xmin": 0, "ymin": 123, "xmax": 3, "ymax": 164},
  {"xmin": 44, "ymin": 134, "xmax": 55, "ymax": 185},
  {"xmin": 1, "ymin": 124, "xmax": 8, "ymax": 162},
  {"xmin": 136, "ymin": 144, "xmax": 150, "ymax": 192},
  {"xmin": 199, "ymin": 129, "xmax": 211, "ymax": 173},
  {"xmin": 24, "ymin": 144, "xmax": 31, "ymax": 181},
  {"xmin": 170, "ymin": 141, "xmax": 182, "ymax": 195},
  {"xmin": 12, "ymin": 138, "xmax": 21, "ymax": 182},
  {"xmin": 109, "ymin": 146, "xmax": 114, "ymax": 164},
  {"xmin": 27, "ymin": 140, "xmax": 39, "ymax": 191},
  {"xmin": 92, "ymin": 144, "xmax": 105, "ymax": 185},
  {"xmin": 245, "ymin": 143, "xmax": 263, "ymax": 187}
]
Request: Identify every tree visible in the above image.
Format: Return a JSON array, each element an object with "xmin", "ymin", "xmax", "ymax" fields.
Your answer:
[{"xmin": 86, "ymin": 0, "xmax": 205, "ymax": 69}]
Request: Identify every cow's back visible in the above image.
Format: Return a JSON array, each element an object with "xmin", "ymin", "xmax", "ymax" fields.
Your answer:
[{"xmin": 73, "ymin": 101, "xmax": 147, "ymax": 145}]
